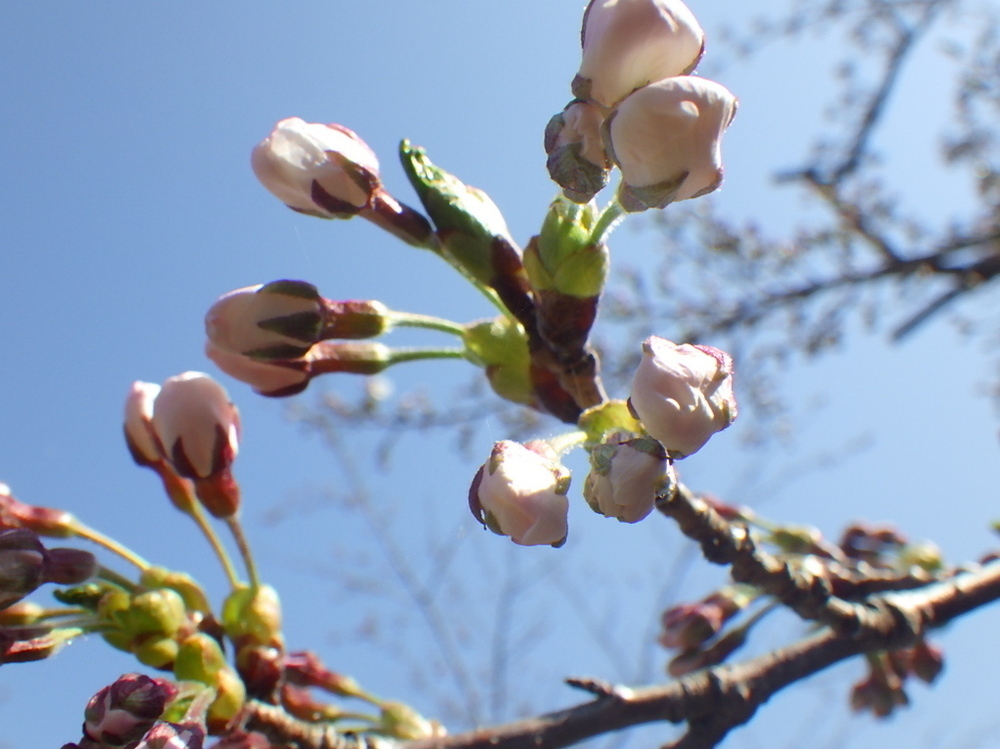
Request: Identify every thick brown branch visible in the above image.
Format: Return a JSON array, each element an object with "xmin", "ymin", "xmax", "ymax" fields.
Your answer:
[{"xmin": 399, "ymin": 560, "xmax": 1000, "ymax": 749}]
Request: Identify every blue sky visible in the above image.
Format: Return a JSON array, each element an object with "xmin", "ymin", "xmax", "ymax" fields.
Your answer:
[{"xmin": 2, "ymin": 2, "xmax": 999, "ymax": 748}]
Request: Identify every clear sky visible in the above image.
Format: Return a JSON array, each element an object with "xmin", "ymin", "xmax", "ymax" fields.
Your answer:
[{"xmin": 2, "ymin": 2, "xmax": 999, "ymax": 748}]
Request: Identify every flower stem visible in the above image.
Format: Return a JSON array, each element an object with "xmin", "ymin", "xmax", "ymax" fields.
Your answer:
[
  {"xmin": 390, "ymin": 312, "xmax": 466, "ymax": 337},
  {"xmin": 593, "ymin": 201, "xmax": 628, "ymax": 245},
  {"xmin": 547, "ymin": 430, "xmax": 589, "ymax": 456},
  {"xmin": 96, "ymin": 565, "xmax": 139, "ymax": 592},
  {"xmin": 225, "ymin": 516, "xmax": 260, "ymax": 590},
  {"xmin": 70, "ymin": 522, "xmax": 150, "ymax": 571},
  {"xmin": 387, "ymin": 347, "xmax": 469, "ymax": 366},
  {"xmin": 185, "ymin": 501, "xmax": 241, "ymax": 589}
]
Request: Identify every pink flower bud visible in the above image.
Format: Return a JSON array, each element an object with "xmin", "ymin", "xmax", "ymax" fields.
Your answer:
[
  {"xmin": 205, "ymin": 282, "xmax": 324, "ymax": 360},
  {"xmin": 605, "ymin": 76, "xmax": 737, "ymax": 210},
  {"xmin": 124, "ymin": 382, "xmax": 164, "ymax": 467},
  {"xmin": 629, "ymin": 336, "xmax": 737, "ymax": 458},
  {"xmin": 658, "ymin": 592, "xmax": 742, "ymax": 650},
  {"xmin": 469, "ymin": 441, "xmax": 571, "ymax": 547},
  {"xmin": 574, "ymin": 0, "xmax": 705, "ymax": 108},
  {"xmin": 206, "ymin": 342, "xmax": 310, "ymax": 397},
  {"xmin": 584, "ymin": 435, "xmax": 672, "ymax": 523},
  {"xmin": 83, "ymin": 673, "xmax": 177, "ymax": 746},
  {"xmin": 151, "ymin": 373, "xmax": 240, "ymax": 480},
  {"xmin": 251, "ymin": 117, "xmax": 381, "ymax": 218},
  {"xmin": 134, "ymin": 721, "xmax": 206, "ymax": 749},
  {"xmin": 206, "ymin": 281, "xmax": 393, "ymax": 364},
  {"xmin": 207, "ymin": 340, "xmax": 394, "ymax": 399},
  {"xmin": 0, "ymin": 483, "xmax": 74, "ymax": 538}
]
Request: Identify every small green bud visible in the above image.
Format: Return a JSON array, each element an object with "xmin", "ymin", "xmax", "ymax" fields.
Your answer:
[
  {"xmin": 140, "ymin": 567, "xmax": 212, "ymax": 615},
  {"xmin": 222, "ymin": 584, "xmax": 283, "ymax": 647},
  {"xmin": 128, "ymin": 589, "xmax": 188, "ymax": 638},
  {"xmin": 525, "ymin": 197, "xmax": 607, "ymax": 298},
  {"xmin": 174, "ymin": 632, "xmax": 247, "ymax": 726},
  {"xmin": 462, "ymin": 317, "xmax": 535, "ymax": 406},
  {"xmin": 134, "ymin": 636, "xmax": 180, "ymax": 669}
]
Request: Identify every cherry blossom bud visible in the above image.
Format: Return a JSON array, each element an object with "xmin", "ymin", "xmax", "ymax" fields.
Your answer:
[
  {"xmin": 0, "ymin": 483, "xmax": 74, "ymax": 538},
  {"xmin": 909, "ymin": 639, "xmax": 944, "ymax": 684},
  {"xmin": 152, "ymin": 373, "xmax": 240, "ymax": 481},
  {"xmin": 0, "ymin": 529, "xmax": 45, "ymax": 609},
  {"xmin": 574, "ymin": 0, "xmax": 705, "ymax": 108},
  {"xmin": 0, "ymin": 624, "xmax": 80, "ymax": 664},
  {"xmin": 658, "ymin": 591, "xmax": 742, "ymax": 650},
  {"xmin": 206, "ymin": 281, "xmax": 392, "ymax": 362},
  {"xmin": 207, "ymin": 340, "xmax": 394, "ymax": 399},
  {"xmin": 629, "ymin": 336, "xmax": 737, "ymax": 458},
  {"xmin": 584, "ymin": 435, "xmax": 672, "ymax": 523},
  {"xmin": 544, "ymin": 101, "xmax": 611, "ymax": 203},
  {"xmin": 124, "ymin": 382, "xmax": 163, "ymax": 467},
  {"xmin": 174, "ymin": 633, "xmax": 247, "ymax": 729},
  {"xmin": 252, "ymin": 117, "xmax": 380, "ymax": 218},
  {"xmin": 83, "ymin": 673, "xmax": 177, "ymax": 746},
  {"xmin": 469, "ymin": 441, "xmax": 571, "ymax": 547},
  {"xmin": 134, "ymin": 721, "xmax": 206, "ymax": 749},
  {"xmin": 604, "ymin": 76, "xmax": 737, "ymax": 210},
  {"xmin": 379, "ymin": 702, "xmax": 445, "ymax": 740},
  {"xmin": 284, "ymin": 650, "xmax": 366, "ymax": 698}
]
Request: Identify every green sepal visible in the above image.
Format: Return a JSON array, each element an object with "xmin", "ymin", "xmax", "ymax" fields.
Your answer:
[
  {"xmin": 578, "ymin": 400, "xmax": 643, "ymax": 445},
  {"xmin": 462, "ymin": 317, "xmax": 534, "ymax": 406},
  {"xmin": 399, "ymin": 140, "xmax": 513, "ymax": 286}
]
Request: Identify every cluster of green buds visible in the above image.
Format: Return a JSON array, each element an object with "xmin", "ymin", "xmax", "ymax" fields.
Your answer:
[{"xmin": 0, "ymin": 367, "xmax": 440, "ymax": 746}]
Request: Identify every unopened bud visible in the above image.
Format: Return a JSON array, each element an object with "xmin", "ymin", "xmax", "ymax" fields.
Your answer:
[
  {"xmin": 174, "ymin": 633, "xmax": 246, "ymax": 728},
  {"xmin": 574, "ymin": 0, "xmax": 705, "ymax": 108},
  {"xmin": 469, "ymin": 441, "xmax": 571, "ymax": 547},
  {"xmin": 604, "ymin": 77, "xmax": 737, "ymax": 211},
  {"xmin": 629, "ymin": 337, "xmax": 737, "ymax": 458},
  {"xmin": 83, "ymin": 673, "xmax": 177, "ymax": 746},
  {"xmin": 252, "ymin": 117, "xmax": 380, "ymax": 219},
  {"xmin": 584, "ymin": 434, "xmax": 672, "ymax": 523}
]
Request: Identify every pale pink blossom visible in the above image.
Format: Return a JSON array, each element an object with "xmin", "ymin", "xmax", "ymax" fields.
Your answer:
[
  {"xmin": 469, "ymin": 441, "xmax": 570, "ymax": 547},
  {"xmin": 251, "ymin": 117, "xmax": 380, "ymax": 218},
  {"xmin": 205, "ymin": 342, "xmax": 310, "ymax": 398},
  {"xmin": 629, "ymin": 336, "xmax": 737, "ymax": 457},
  {"xmin": 124, "ymin": 382, "xmax": 163, "ymax": 466},
  {"xmin": 584, "ymin": 435, "xmax": 673, "ymax": 522},
  {"xmin": 151, "ymin": 372, "xmax": 240, "ymax": 479},
  {"xmin": 605, "ymin": 76, "xmax": 737, "ymax": 210},
  {"xmin": 575, "ymin": 0, "xmax": 705, "ymax": 108}
]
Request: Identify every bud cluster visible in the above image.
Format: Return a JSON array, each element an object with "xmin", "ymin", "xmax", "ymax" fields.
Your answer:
[
  {"xmin": 546, "ymin": 0, "xmax": 737, "ymax": 211},
  {"xmin": 850, "ymin": 640, "xmax": 945, "ymax": 718}
]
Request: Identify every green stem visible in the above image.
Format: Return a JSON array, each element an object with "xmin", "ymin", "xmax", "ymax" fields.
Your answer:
[
  {"xmin": 547, "ymin": 430, "xmax": 588, "ymax": 457},
  {"xmin": 185, "ymin": 501, "xmax": 241, "ymax": 589},
  {"xmin": 389, "ymin": 312, "xmax": 466, "ymax": 337},
  {"xmin": 386, "ymin": 347, "xmax": 469, "ymax": 366},
  {"xmin": 225, "ymin": 516, "xmax": 260, "ymax": 590},
  {"xmin": 592, "ymin": 201, "xmax": 628, "ymax": 245},
  {"xmin": 96, "ymin": 565, "xmax": 140, "ymax": 593},
  {"xmin": 70, "ymin": 522, "xmax": 150, "ymax": 571}
]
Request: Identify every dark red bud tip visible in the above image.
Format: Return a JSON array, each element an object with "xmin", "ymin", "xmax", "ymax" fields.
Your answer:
[
  {"xmin": 193, "ymin": 471, "xmax": 241, "ymax": 519},
  {"xmin": 43, "ymin": 548, "xmax": 97, "ymax": 585}
]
